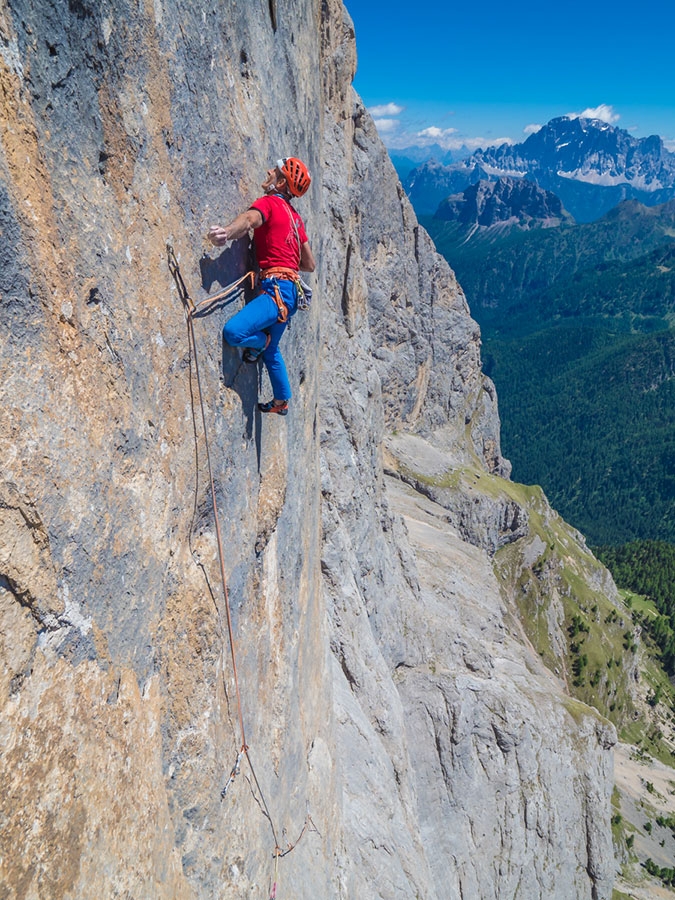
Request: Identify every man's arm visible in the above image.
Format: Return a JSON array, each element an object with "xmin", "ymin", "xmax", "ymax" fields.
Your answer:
[
  {"xmin": 208, "ymin": 208, "xmax": 263, "ymax": 247},
  {"xmin": 300, "ymin": 241, "xmax": 316, "ymax": 273}
]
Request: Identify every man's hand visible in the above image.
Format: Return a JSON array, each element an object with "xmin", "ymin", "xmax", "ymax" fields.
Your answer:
[
  {"xmin": 207, "ymin": 210, "xmax": 263, "ymax": 247},
  {"xmin": 208, "ymin": 225, "xmax": 229, "ymax": 246}
]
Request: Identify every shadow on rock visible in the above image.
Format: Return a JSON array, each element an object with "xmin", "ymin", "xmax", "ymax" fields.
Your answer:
[
  {"xmin": 199, "ymin": 242, "xmax": 255, "ymax": 294},
  {"xmin": 199, "ymin": 244, "xmax": 264, "ymax": 463},
  {"xmin": 220, "ymin": 339, "xmax": 264, "ymax": 467}
]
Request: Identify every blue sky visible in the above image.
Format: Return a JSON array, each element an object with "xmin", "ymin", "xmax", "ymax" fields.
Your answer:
[{"xmin": 345, "ymin": 0, "xmax": 675, "ymax": 153}]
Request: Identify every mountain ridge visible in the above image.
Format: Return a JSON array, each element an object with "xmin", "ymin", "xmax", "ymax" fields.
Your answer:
[
  {"xmin": 406, "ymin": 116, "xmax": 675, "ymax": 222},
  {"xmin": 424, "ymin": 196, "xmax": 675, "ymax": 329},
  {"xmin": 435, "ymin": 176, "xmax": 574, "ymax": 232},
  {"xmin": 474, "ymin": 116, "xmax": 675, "ymax": 191}
]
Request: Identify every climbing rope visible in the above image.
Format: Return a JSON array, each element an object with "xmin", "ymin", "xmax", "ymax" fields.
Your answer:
[
  {"xmin": 167, "ymin": 244, "xmax": 317, "ymax": 896},
  {"xmin": 268, "ymin": 814, "xmax": 319, "ymax": 899},
  {"xmin": 168, "ymin": 243, "xmax": 250, "ymax": 755},
  {"xmin": 270, "ymin": 848, "xmax": 280, "ymax": 900},
  {"xmin": 191, "ymin": 271, "xmax": 256, "ymax": 317},
  {"xmin": 168, "ymin": 248, "xmax": 255, "ymax": 318}
]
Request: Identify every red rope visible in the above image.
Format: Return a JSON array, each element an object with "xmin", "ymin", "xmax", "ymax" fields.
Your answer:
[
  {"xmin": 168, "ymin": 245, "xmax": 249, "ymax": 753},
  {"xmin": 191, "ymin": 271, "xmax": 255, "ymax": 316}
]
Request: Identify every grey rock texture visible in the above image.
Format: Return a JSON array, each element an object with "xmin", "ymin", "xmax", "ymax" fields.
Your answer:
[
  {"xmin": 387, "ymin": 474, "xmax": 616, "ymax": 900},
  {"xmin": 389, "ymin": 433, "xmax": 526, "ymax": 555},
  {"xmin": 0, "ymin": 1, "xmax": 618, "ymax": 899}
]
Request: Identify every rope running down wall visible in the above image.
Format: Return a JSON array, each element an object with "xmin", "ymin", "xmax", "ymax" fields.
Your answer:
[{"xmin": 167, "ymin": 245, "xmax": 316, "ymax": 898}]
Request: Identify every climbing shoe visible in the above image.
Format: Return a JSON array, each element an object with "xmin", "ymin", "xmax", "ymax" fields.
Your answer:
[
  {"xmin": 243, "ymin": 347, "xmax": 263, "ymax": 364},
  {"xmin": 258, "ymin": 399, "xmax": 288, "ymax": 416},
  {"xmin": 243, "ymin": 333, "xmax": 271, "ymax": 364}
]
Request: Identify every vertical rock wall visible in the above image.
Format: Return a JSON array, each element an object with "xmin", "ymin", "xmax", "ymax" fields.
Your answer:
[
  {"xmin": 0, "ymin": 1, "xmax": 615, "ymax": 898},
  {"xmin": 318, "ymin": 9, "xmax": 616, "ymax": 898},
  {"xmin": 1, "ymin": 1, "xmax": 329, "ymax": 896}
]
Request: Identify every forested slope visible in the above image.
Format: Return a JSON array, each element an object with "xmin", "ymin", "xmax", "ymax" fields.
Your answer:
[{"xmin": 424, "ymin": 199, "xmax": 675, "ymax": 545}]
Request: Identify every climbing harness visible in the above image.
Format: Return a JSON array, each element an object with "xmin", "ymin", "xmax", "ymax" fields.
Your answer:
[
  {"xmin": 260, "ymin": 266, "xmax": 313, "ymax": 318},
  {"xmin": 167, "ymin": 244, "xmax": 316, "ymax": 897},
  {"xmin": 260, "ymin": 267, "xmax": 297, "ymax": 322}
]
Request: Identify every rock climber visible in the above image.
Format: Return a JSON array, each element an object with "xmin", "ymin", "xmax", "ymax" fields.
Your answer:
[{"xmin": 208, "ymin": 156, "xmax": 315, "ymax": 417}]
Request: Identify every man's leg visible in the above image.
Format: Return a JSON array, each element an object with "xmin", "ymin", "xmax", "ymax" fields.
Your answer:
[
  {"xmin": 260, "ymin": 280, "xmax": 297, "ymax": 403},
  {"xmin": 261, "ymin": 319, "xmax": 292, "ymax": 400},
  {"xmin": 222, "ymin": 292, "xmax": 278, "ymax": 350}
]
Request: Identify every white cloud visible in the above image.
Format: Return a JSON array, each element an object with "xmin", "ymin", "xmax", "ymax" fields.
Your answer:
[
  {"xmin": 413, "ymin": 126, "xmax": 472, "ymax": 149},
  {"xmin": 368, "ymin": 102, "xmax": 404, "ymax": 117},
  {"xmin": 664, "ymin": 138, "xmax": 675, "ymax": 152},
  {"xmin": 418, "ymin": 126, "xmax": 457, "ymax": 139},
  {"xmin": 416, "ymin": 126, "xmax": 515, "ymax": 150},
  {"xmin": 372, "ymin": 117, "xmax": 399, "ymax": 133},
  {"xmin": 569, "ymin": 104, "xmax": 620, "ymax": 124},
  {"xmin": 380, "ymin": 123, "xmax": 513, "ymax": 152},
  {"xmin": 524, "ymin": 123, "xmax": 542, "ymax": 136}
]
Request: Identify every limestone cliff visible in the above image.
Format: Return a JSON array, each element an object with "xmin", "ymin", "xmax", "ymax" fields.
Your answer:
[{"xmin": 0, "ymin": 2, "xmax": 618, "ymax": 898}]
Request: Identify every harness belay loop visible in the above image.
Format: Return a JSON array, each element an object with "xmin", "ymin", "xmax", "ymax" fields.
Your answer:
[{"xmin": 260, "ymin": 266, "xmax": 312, "ymax": 322}]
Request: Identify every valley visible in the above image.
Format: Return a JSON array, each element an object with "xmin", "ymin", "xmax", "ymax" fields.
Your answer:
[
  {"xmin": 422, "ymin": 198, "xmax": 675, "ymax": 546},
  {"xmin": 400, "ymin": 115, "xmax": 675, "ymax": 898}
]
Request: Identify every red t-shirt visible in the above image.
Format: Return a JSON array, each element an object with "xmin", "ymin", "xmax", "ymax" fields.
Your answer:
[{"xmin": 249, "ymin": 194, "xmax": 308, "ymax": 271}]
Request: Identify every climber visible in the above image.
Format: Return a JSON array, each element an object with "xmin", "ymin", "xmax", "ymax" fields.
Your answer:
[{"xmin": 208, "ymin": 157, "xmax": 315, "ymax": 417}]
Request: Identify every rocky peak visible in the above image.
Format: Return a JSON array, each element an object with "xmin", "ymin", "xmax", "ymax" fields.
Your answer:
[
  {"xmin": 479, "ymin": 116, "xmax": 675, "ymax": 187},
  {"xmin": 406, "ymin": 115, "xmax": 675, "ymax": 223},
  {"xmin": 435, "ymin": 176, "xmax": 573, "ymax": 230},
  {"xmin": 404, "ymin": 158, "xmax": 488, "ymax": 215}
]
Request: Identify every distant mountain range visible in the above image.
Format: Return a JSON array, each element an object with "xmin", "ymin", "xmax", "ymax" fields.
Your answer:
[
  {"xmin": 389, "ymin": 145, "xmax": 462, "ymax": 183},
  {"xmin": 405, "ymin": 116, "xmax": 675, "ymax": 222}
]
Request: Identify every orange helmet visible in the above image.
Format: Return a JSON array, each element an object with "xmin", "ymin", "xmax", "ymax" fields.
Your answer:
[{"xmin": 277, "ymin": 157, "xmax": 311, "ymax": 197}]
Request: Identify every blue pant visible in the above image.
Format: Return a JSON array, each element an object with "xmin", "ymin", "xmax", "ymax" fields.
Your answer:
[{"xmin": 222, "ymin": 278, "xmax": 298, "ymax": 401}]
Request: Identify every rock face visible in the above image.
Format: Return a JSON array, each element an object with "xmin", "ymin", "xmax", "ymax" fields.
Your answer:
[{"xmin": 0, "ymin": 2, "xmax": 617, "ymax": 899}]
